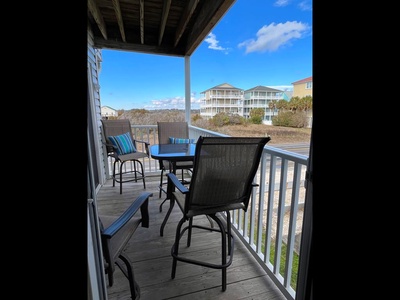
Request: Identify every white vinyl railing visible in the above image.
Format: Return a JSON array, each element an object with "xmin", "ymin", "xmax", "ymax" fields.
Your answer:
[{"xmin": 105, "ymin": 124, "xmax": 309, "ymax": 300}]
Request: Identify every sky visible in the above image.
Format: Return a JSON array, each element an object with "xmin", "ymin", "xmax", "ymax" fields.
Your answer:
[{"xmin": 99, "ymin": 0, "xmax": 312, "ymax": 111}]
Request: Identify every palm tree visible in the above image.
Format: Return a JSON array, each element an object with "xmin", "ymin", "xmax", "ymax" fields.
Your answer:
[{"xmin": 269, "ymin": 100, "xmax": 277, "ymax": 116}]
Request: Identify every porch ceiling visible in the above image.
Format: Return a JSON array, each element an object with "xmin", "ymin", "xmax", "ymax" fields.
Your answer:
[{"xmin": 88, "ymin": 0, "xmax": 236, "ymax": 57}]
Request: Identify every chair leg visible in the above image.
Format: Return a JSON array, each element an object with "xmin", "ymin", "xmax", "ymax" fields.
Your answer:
[
  {"xmin": 210, "ymin": 214, "xmax": 228, "ymax": 292},
  {"xmin": 115, "ymin": 160, "xmax": 146, "ymax": 194},
  {"xmin": 141, "ymin": 162, "xmax": 146, "ymax": 189},
  {"xmin": 133, "ymin": 161, "xmax": 138, "ymax": 182},
  {"xmin": 226, "ymin": 211, "xmax": 232, "ymax": 255},
  {"xmin": 116, "ymin": 254, "xmax": 140, "ymax": 300},
  {"xmin": 119, "ymin": 162, "xmax": 123, "ymax": 194},
  {"xmin": 187, "ymin": 217, "xmax": 193, "ymax": 247},
  {"xmin": 171, "ymin": 217, "xmax": 186, "ymax": 279},
  {"xmin": 159, "ymin": 168, "xmax": 165, "ymax": 199},
  {"xmin": 135, "ymin": 160, "xmax": 146, "ymax": 189},
  {"xmin": 170, "ymin": 213, "xmax": 233, "ymax": 291},
  {"xmin": 112, "ymin": 160, "xmax": 117, "ymax": 188}
]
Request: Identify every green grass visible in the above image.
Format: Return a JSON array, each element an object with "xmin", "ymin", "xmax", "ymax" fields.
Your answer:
[{"xmin": 248, "ymin": 223, "xmax": 299, "ymax": 289}]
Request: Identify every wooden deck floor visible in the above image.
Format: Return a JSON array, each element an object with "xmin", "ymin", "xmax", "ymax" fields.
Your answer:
[{"xmin": 96, "ymin": 171, "xmax": 287, "ymax": 300}]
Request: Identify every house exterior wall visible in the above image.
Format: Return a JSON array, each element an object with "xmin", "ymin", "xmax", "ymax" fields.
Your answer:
[
  {"xmin": 292, "ymin": 76, "xmax": 313, "ymax": 128},
  {"xmin": 292, "ymin": 77, "xmax": 313, "ymax": 98},
  {"xmin": 101, "ymin": 106, "xmax": 118, "ymax": 118},
  {"xmin": 88, "ymin": 27, "xmax": 107, "ymax": 186},
  {"xmin": 87, "ymin": 24, "xmax": 109, "ymax": 300},
  {"xmin": 243, "ymin": 86, "xmax": 283, "ymax": 125},
  {"xmin": 199, "ymin": 83, "xmax": 244, "ymax": 119},
  {"xmin": 199, "ymin": 83, "xmax": 286, "ymax": 125},
  {"xmin": 199, "ymin": 79, "xmax": 312, "ymax": 126}
]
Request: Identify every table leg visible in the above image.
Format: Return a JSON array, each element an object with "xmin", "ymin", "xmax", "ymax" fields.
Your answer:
[
  {"xmin": 160, "ymin": 197, "xmax": 174, "ymax": 236},
  {"xmin": 159, "ymin": 161, "xmax": 177, "ymax": 236}
]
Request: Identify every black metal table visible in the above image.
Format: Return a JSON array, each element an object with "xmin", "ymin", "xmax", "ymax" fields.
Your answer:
[{"xmin": 150, "ymin": 143, "xmax": 196, "ymax": 236}]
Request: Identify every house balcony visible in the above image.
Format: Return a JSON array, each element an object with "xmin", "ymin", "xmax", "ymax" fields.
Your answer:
[{"xmin": 97, "ymin": 124, "xmax": 310, "ymax": 300}]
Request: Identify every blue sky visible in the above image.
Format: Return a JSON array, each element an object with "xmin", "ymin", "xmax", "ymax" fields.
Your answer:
[{"xmin": 99, "ymin": 0, "xmax": 312, "ymax": 110}]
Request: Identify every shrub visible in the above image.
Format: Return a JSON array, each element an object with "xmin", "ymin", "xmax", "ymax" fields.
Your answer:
[
  {"xmin": 272, "ymin": 111, "xmax": 292, "ymax": 126},
  {"xmin": 229, "ymin": 114, "xmax": 246, "ymax": 125},
  {"xmin": 272, "ymin": 111, "xmax": 308, "ymax": 128},
  {"xmin": 249, "ymin": 108, "xmax": 264, "ymax": 124},
  {"xmin": 289, "ymin": 111, "xmax": 308, "ymax": 128},
  {"xmin": 191, "ymin": 113, "xmax": 202, "ymax": 123},
  {"xmin": 250, "ymin": 115, "xmax": 263, "ymax": 124},
  {"xmin": 211, "ymin": 112, "xmax": 230, "ymax": 127},
  {"xmin": 192, "ymin": 118, "xmax": 211, "ymax": 129}
]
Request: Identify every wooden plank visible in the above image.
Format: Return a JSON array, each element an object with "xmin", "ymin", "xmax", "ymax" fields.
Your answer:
[{"xmin": 98, "ymin": 174, "xmax": 286, "ymax": 300}]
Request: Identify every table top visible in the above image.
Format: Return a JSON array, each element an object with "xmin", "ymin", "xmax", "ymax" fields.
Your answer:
[{"xmin": 150, "ymin": 143, "xmax": 196, "ymax": 161}]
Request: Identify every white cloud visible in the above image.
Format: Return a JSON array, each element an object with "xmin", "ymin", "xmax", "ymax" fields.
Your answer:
[
  {"xmin": 238, "ymin": 21, "xmax": 310, "ymax": 54},
  {"xmin": 274, "ymin": 0, "xmax": 312, "ymax": 11},
  {"xmin": 274, "ymin": 0, "xmax": 291, "ymax": 7},
  {"xmin": 204, "ymin": 32, "xmax": 226, "ymax": 51},
  {"xmin": 144, "ymin": 94, "xmax": 200, "ymax": 110},
  {"xmin": 298, "ymin": 1, "xmax": 312, "ymax": 11}
]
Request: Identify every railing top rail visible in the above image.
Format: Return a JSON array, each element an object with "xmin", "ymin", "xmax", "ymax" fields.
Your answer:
[
  {"xmin": 189, "ymin": 125, "xmax": 230, "ymax": 137},
  {"xmin": 264, "ymin": 145, "xmax": 308, "ymax": 163}
]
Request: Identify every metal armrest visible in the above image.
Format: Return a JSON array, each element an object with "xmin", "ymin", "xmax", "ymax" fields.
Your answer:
[
  {"xmin": 167, "ymin": 173, "xmax": 189, "ymax": 194},
  {"xmin": 135, "ymin": 140, "xmax": 150, "ymax": 155},
  {"xmin": 102, "ymin": 140, "xmax": 119, "ymax": 154},
  {"xmin": 102, "ymin": 192, "xmax": 152, "ymax": 238}
]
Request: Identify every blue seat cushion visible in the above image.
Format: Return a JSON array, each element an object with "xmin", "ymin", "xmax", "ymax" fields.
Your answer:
[
  {"xmin": 169, "ymin": 137, "xmax": 195, "ymax": 144},
  {"xmin": 108, "ymin": 132, "xmax": 137, "ymax": 155}
]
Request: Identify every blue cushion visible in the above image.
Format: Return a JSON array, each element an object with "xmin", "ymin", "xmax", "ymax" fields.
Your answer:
[
  {"xmin": 108, "ymin": 132, "xmax": 137, "ymax": 155},
  {"xmin": 169, "ymin": 137, "xmax": 195, "ymax": 144}
]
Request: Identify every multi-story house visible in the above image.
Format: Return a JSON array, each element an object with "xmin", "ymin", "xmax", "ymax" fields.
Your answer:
[
  {"xmin": 199, "ymin": 78, "xmax": 312, "ymax": 126},
  {"xmin": 292, "ymin": 76, "xmax": 312, "ymax": 98},
  {"xmin": 199, "ymin": 83, "xmax": 244, "ymax": 119},
  {"xmin": 291, "ymin": 76, "xmax": 313, "ymax": 127},
  {"xmin": 199, "ymin": 84, "xmax": 288, "ymax": 125},
  {"xmin": 101, "ymin": 105, "xmax": 118, "ymax": 119},
  {"xmin": 243, "ymin": 85, "xmax": 284, "ymax": 125}
]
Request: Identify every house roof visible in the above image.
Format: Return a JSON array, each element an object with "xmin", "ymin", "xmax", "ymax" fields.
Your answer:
[
  {"xmin": 291, "ymin": 76, "xmax": 312, "ymax": 85},
  {"xmin": 282, "ymin": 91, "xmax": 293, "ymax": 100},
  {"xmin": 101, "ymin": 105, "xmax": 117, "ymax": 111},
  {"xmin": 201, "ymin": 83, "xmax": 243, "ymax": 93},
  {"xmin": 88, "ymin": 0, "xmax": 236, "ymax": 57},
  {"xmin": 244, "ymin": 85, "xmax": 283, "ymax": 92}
]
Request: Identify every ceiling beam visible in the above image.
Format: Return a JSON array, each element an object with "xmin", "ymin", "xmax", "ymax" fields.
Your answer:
[
  {"xmin": 88, "ymin": 0, "xmax": 108, "ymax": 40},
  {"xmin": 93, "ymin": 37, "xmax": 185, "ymax": 57},
  {"xmin": 140, "ymin": 0, "xmax": 144, "ymax": 44},
  {"xmin": 185, "ymin": 0, "xmax": 236, "ymax": 55},
  {"xmin": 174, "ymin": 0, "xmax": 200, "ymax": 48},
  {"xmin": 111, "ymin": 0, "xmax": 126, "ymax": 42},
  {"xmin": 158, "ymin": 0, "xmax": 171, "ymax": 46}
]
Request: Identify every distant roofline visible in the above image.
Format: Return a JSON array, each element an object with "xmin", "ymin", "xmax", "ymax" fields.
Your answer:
[
  {"xmin": 101, "ymin": 105, "xmax": 117, "ymax": 111},
  {"xmin": 201, "ymin": 83, "xmax": 288, "ymax": 94},
  {"xmin": 244, "ymin": 85, "xmax": 283, "ymax": 92},
  {"xmin": 291, "ymin": 76, "xmax": 312, "ymax": 85},
  {"xmin": 201, "ymin": 82, "xmax": 243, "ymax": 93}
]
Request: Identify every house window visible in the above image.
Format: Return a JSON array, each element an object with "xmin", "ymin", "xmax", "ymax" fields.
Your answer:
[{"xmin": 306, "ymin": 82, "xmax": 312, "ymax": 89}]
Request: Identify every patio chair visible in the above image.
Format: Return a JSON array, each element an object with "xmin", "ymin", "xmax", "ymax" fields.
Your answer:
[
  {"xmin": 157, "ymin": 121, "xmax": 194, "ymax": 208},
  {"xmin": 101, "ymin": 119, "xmax": 150, "ymax": 194},
  {"xmin": 100, "ymin": 191, "xmax": 152, "ymax": 300},
  {"xmin": 167, "ymin": 136, "xmax": 270, "ymax": 291}
]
